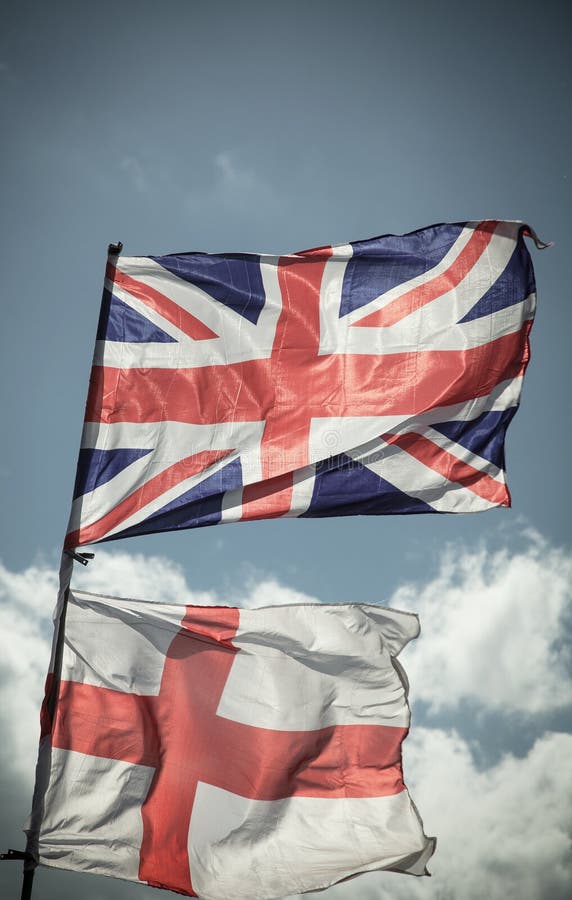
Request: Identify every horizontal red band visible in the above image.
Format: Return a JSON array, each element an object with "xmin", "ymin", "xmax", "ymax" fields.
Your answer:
[{"xmin": 53, "ymin": 679, "xmax": 406, "ymax": 800}]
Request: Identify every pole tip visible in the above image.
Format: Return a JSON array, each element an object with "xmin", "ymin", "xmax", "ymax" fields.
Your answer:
[{"xmin": 108, "ymin": 241, "xmax": 123, "ymax": 256}]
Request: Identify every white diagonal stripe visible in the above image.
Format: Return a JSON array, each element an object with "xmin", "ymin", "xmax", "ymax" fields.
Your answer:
[
  {"xmin": 343, "ymin": 223, "xmax": 478, "ymax": 324},
  {"xmin": 102, "ymin": 256, "xmax": 283, "ymax": 369},
  {"xmin": 348, "ymin": 439, "xmax": 496, "ymax": 513},
  {"xmin": 320, "ymin": 222, "xmax": 528, "ymax": 356},
  {"xmin": 384, "ymin": 424, "xmax": 504, "ymax": 482}
]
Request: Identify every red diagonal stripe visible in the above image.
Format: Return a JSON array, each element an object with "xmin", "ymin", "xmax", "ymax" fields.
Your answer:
[
  {"xmin": 352, "ymin": 220, "xmax": 499, "ymax": 328},
  {"xmin": 384, "ymin": 431, "xmax": 509, "ymax": 505},
  {"xmin": 108, "ymin": 262, "xmax": 218, "ymax": 341},
  {"xmin": 65, "ymin": 449, "xmax": 233, "ymax": 547}
]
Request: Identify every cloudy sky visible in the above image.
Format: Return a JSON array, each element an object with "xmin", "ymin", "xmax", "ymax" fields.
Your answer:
[{"xmin": 1, "ymin": 1, "xmax": 571, "ymax": 898}]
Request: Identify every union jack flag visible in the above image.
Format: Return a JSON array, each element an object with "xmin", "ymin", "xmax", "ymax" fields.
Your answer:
[{"xmin": 66, "ymin": 220, "xmax": 540, "ymax": 548}]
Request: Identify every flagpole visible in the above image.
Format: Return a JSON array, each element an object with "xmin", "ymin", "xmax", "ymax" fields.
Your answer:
[
  {"xmin": 34, "ymin": 583, "xmax": 71, "ymax": 896},
  {"xmin": 20, "ymin": 864, "xmax": 34, "ymax": 900},
  {"xmin": 18, "ymin": 242, "xmax": 120, "ymax": 900},
  {"xmin": 19, "ymin": 552, "xmax": 71, "ymax": 900},
  {"xmin": 0, "ymin": 850, "xmax": 34, "ymax": 900}
]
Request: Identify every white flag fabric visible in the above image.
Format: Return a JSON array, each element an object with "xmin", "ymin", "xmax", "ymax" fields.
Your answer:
[{"xmin": 28, "ymin": 591, "xmax": 434, "ymax": 899}]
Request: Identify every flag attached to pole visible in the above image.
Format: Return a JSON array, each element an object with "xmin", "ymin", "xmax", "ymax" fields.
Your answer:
[
  {"xmin": 29, "ymin": 592, "xmax": 434, "ymax": 898},
  {"xmin": 67, "ymin": 221, "xmax": 540, "ymax": 546}
]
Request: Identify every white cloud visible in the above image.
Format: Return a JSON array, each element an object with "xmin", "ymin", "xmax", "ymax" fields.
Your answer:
[
  {"xmin": 72, "ymin": 549, "xmax": 213, "ymax": 605},
  {"xmin": 214, "ymin": 151, "xmax": 258, "ymax": 190},
  {"xmin": 70, "ymin": 549, "xmax": 322, "ymax": 609},
  {"xmin": 395, "ymin": 535, "xmax": 572, "ymax": 714},
  {"xmin": 401, "ymin": 727, "xmax": 572, "ymax": 900},
  {"xmin": 0, "ymin": 560, "xmax": 58, "ymax": 779},
  {"xmin": 187, "ymin": 149, "xmax": 278, "ymax": 221},
  {"xmin": 233, "ymin": 574, "xmax": 321, "ymax": 609}
]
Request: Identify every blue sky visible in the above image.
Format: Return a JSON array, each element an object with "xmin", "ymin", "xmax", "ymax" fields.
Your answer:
[{"xmin": 1, "ymin": 1, "xmax": 571, "ymax": 898}]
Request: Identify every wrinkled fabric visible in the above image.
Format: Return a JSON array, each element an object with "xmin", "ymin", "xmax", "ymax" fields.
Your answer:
[
  {"xmin": 30, "ymin": 592, "xmax": 434, "ymax": 898},
  {"xmin": 66, "ymin": 221, "xmax": 539, "ymax": 547}
]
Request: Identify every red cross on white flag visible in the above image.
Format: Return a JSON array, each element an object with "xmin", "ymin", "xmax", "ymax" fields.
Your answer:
[{"xmin": 29, "ymin": 591, "xmax": 434, "ymax": 898}]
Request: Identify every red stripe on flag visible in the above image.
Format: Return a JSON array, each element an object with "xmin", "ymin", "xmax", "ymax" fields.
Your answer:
[
  {"xmin": 53, "ymin": 678, "xmax": 407, "ymax": 800},
  {"xmin": 65, "ymin": 449, "xmax": 233, "ymax": 548},
  {"xmin": 53, "ymin": 682, "xmax": 161, "ymax": 766},
  {"xmin": 84, "ymin": 325, "xmax": 531, "ymax": 428},
  {"xmin": 384, "ymin": 431, "xmax": 509, "ymax": 505},
  {"xmin": 138, "ymin": 606, "xmax": 240, "ymax": 894},
  {"xmin": 238, "ymin": 251, "xmax": 332, "ymax": 513},
  {"xmin": 352, "ymin": 220, "xmax": 499, "ymax": 328},
  {"xmin": 107, "ymin": 263, "xmax": 218, "ymax": 341}
]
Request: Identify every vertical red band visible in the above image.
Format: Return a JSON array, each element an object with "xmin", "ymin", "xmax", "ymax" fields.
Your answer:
[{"xmin": 241, "ymin": 250, "xmax": 332, "ymax": 518}]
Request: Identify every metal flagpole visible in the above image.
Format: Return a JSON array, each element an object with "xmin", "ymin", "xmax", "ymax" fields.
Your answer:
[
  {"xmin": 19, "ymin": 552, "xmax": 74, "ymax": 900},
  {"xmin": 4, "ymin": 241, "xmax": 122, "ymax": 899},
  {"xmin": 20, "ymin": 859, "xmax": 34, "ymax": 900},
  {"xmin": 16, "ymin": 549, "xmax": 93, "ymax": 899},
  {"xmin": 0, "ymin": 850, "xmax": 34, "ymax": 900}
]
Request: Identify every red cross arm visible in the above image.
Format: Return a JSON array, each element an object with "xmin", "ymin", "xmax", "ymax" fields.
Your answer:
[
  {"xmin": 53, "ymin": 681, "xmax": 161, "ymax": 767},
  {"xmin": 51, "ymin": 682, "xmax": 407, "ymax": 801}
]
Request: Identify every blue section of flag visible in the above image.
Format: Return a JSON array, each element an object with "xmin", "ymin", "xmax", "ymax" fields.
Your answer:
[
  {"xmin": 303, "ymin": 454, "xmax": 436, "ymax": 517},
  {"xmin": 106, "ymin": 458, "xmax": 243, "ymax": 540},
  {"xmin": 73, "ymin": 448, "xmax": 153, "ymax": 500},
  {"xmin": 340, "ymin": 223, "xmax": 465, "ymax": 317},
  {"xmin": 459, "ymin": 240, "xmax": 535, "ymax": 323},
  {"xmin": 97, "ymin": 288, "xmax": 177, "ymax": 343},
  {"xmin": 152, "ymin": 253, "xmax": 266, "ymax": 324},
  {"xmin": 432, "ymin": 408, "xmax": 516, "ymax": 469}
]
